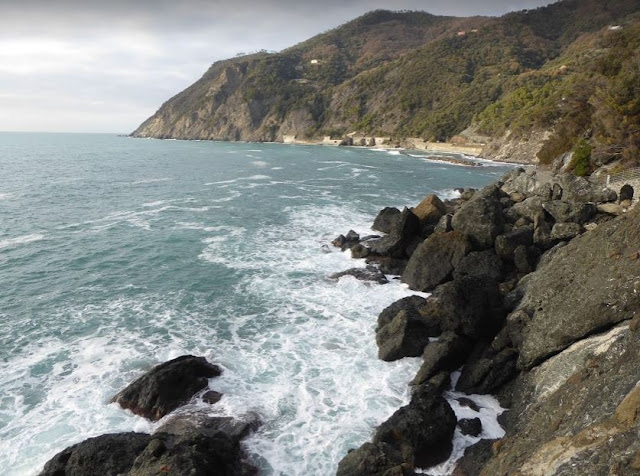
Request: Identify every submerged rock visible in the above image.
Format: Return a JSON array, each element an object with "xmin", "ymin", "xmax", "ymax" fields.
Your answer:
[
  {"xmin": 110, "ymin": 355, "xmax": 222, "ymax": 421},
  {"xmin": 330, "ymin": 265, "xmax": 389, "ymax": 284}
]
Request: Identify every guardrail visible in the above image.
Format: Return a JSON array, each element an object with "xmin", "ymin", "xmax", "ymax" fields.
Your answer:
[{"xmin": 604, "ymin": 167, "xmax": 640, "ymax": 186}]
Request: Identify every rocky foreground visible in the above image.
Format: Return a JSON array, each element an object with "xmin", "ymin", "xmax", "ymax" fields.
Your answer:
[
  {"xmin": 39, "ymin": 168, "xmax": 640, "ymax": 475},
  {"xmin": 330, "ymin": 168, "xmax": 640, "ymax": 475}
]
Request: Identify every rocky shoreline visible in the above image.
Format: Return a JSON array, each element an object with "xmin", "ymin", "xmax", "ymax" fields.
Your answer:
[
  {"xmin": 38, "ymin": 168, "xmax": 639, "ymax": 475},
  {"xmin": 329, "ymin": 168, "xmax": 640, "ymax": 475}
]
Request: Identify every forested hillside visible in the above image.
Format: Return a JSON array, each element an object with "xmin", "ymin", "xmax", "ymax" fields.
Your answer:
[{"xmin": 132, "ymin": 0, "xmax": 640, "ymax": 171}]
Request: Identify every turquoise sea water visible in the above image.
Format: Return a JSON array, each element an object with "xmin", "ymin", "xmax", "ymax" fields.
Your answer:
[{"xmin": 0, "ymin": 133, "xmax": 512, "ymax": 475}]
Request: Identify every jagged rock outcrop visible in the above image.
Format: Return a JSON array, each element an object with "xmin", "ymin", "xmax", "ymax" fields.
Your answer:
[{"xmin": 110, "ymin": 355, "xmax": 222, "ymax": 421}]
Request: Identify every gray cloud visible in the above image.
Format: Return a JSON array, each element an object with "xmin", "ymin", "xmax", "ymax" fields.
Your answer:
[{"xmin": 0, "ymin": 0, "xmax": 557, "ymax": 132}]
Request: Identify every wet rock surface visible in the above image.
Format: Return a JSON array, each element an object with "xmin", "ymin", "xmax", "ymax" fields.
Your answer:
[
  {"xmin": 110, "ymin": 355, "xmax": 222, "ymax": 421},
  {"xmin": 332, "ymin": 167, "xmax": 638, "ymax": 476}
]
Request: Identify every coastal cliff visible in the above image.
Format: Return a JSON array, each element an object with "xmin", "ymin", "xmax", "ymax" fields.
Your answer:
[{"xmin": 132, "ymin": 0, "xmax": 640, "ymax": 171}]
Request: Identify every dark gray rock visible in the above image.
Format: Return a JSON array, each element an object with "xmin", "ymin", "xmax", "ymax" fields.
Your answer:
[
  {"xmin": 369, "ymin": 208, "xmax": 420, "ymax": 259},
  {"xmin": 435, "ymin": 213, "xmax": 453, "ymax": 233},
  {"xmin": 411, "ymin": 332, "xmax": 473, "ymax": 386},
  {"xmin": 534, "ymin": 182, "xmax": 553, "ymax": 201},
  {"xmin": 501, "ymin": 168, "xmax": 537, "ymax": 195},
  {"xmin": 330, "ymin": 266, "xmax": 388, "ymax": 285},
  {"xmin": 451, "ymin": 185, "xmax": 505, "ymax": 249},
  {"xmin": 513, "ymin": 245, "xmax": 540, "ymax": 274},
  {"xmin": 419, "ymin": 276, "xmax": 505, "ymax": 341},
  {"xmin": 336, "ymin": 442, "xmax": 404, "ymax": 476},
  {"xmin": 456, "ymin": 398, "xmax": 480, "ymax": 412},
  {"xmin": 453, "ymin": 250, "xmax": 504, "ymax": 281},
  {"xmin": 110, "ymin": 356, "xmax": 222, "ymax": 421},
  {"xmin": 373, "ymin": 257, "xmax": 409, "ymax": 276},
  {"xmin": 401, "ymin": 231, "xmax": 472, "ymax": 292},
  {"xmin": 372, "ymin": 207, "xmax": 402, "ymax": 234},
  {"xmin": 40, "ymin": 433, "xmax": 152, "ymax": 476},
  {"xmin": 560, "ymin": 174, "xmax": 617, "ymax": 203},
  {"xmin": 202, "ymin": 391, "xmax": 222, "ymax": 405},
  {"xmin": 552, "ymin": 183, "xmax": 563, "ymax": 200},
  {"xmin": 351, "ymin": 243, "xmax": 371, "ymax": 259},
  {"xmin": 452, "ymin": 439, "xmax": 496, "ymax": 476},
  {"xmin": 377, "ymin": 295, "xmax": 427, "ymax": 330},
  {"xmin": 543, "ymin": 200, "xmax": 596, "ymax": 224},
  {"xmin": 376, "ymin": 310, "xmax": 433, "ymax": 361},
  {"xmin": 518, "ymin": 207, "xmax": 640, "ymax": 369},
  {"xmin": 494, "ymin": 227, "xmax": 534, "ymax": 261},
  {"xmin": 512, "ymin": 197, "xmax": 545, "ymax": 221},
  {"xmin": 460, "ymin": 189, "xmax": 477, "ymax": 201},
  {"xmin": 374, "ymin": 382, "xmax": 457, "ymax": 468},
  {"xmin": 550, "ymin": 222, "xmax": 583, "ymax": 241},
  {"xmin": 458, "ymin": 418, "xmax": 482, "ymax": 437},
  {"xmin": 532, "ymin": 210, "xmax": 555, "ymax": 250},
  {"xmin": 456, "ymin": 347, "xmax": 518, "ymax": 394}
]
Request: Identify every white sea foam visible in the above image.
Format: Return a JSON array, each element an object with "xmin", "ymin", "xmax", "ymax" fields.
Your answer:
[
  {"xmin": 251, "ymin": 161, "xmax": 269, "ymax": 168},
  {"xmin": 0, "ymin": 192, "xmax": 13, "ymax": 200},
  {"xmin": 131, "ymin": 178, "xmax": 171, "ymax": 185},
  {"xmin": 437, "ymin": 189, "xmax": 463, "ymax": 201},
  {"xmin": 418, "ymin": 388, "xmax": 506, "ymax": 475},
  {"xmin": 0, "ymin": 233, "xmax": 45, "ymax": 250}
]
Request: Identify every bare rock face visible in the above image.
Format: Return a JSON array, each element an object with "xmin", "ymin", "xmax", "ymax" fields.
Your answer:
[
  {"xmin": 451, "ymin": 185, "xmax": 505, "ymax": 249},
  {"xmin": 480, "ymin": 323, "xmax": 640, "ymax": 476},
  {"xmin": 401, "ymin": 231, "xmax": 472, "ymax": 292},
  {"xmin": 516, "ymin": 208, "xmax": 640, "ymax": 369},
  {"xmin": 111, "ymin": 355, "xmax": 222, "ymax": 421}
]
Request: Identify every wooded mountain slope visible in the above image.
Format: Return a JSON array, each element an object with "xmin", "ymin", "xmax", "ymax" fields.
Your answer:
[{"xmin": 132, "ymin": 0, "xmax": 640, "ymax": 169}]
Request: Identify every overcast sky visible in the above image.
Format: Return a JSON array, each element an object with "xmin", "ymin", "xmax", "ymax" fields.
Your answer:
[{"xmin": 0, "ymin": 0, "xmax": 556, "ymax": 133}]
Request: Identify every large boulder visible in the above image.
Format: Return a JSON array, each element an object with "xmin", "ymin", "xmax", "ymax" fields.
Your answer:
[
  {"xmin": 560, "ymin": 174, "xmax": 617, "ymax": 203},
  {"xmin": 377, "ymin": 295, "xmax": 428, "ymax": 330},
  {"xmin": 453, "ymin": 250, "xmax": 504, "ymax": 281},
  {"xmin": 39, "ymin": 421, "xmax": 257, "ymax": 476},
  {"xmin": 336, "ymin": 442, "xmax": 404, "ymax": 476},
  {"xmin": 412, "ymin": 194, "xmax": 448, "ymax": 224},
  {"xmin": 419, "ymin": 276, "xmax": 505, "ymax": 341},
  {"xmin": 501, "ymin": 168, "xmax": 538, "ymax": 195},
  {"xmin": 369, "ymin": 208, "xmax": 420, "ymax": 259},
  {"xmin": 494, "ymin": 227, "xmax": 534, "ymax": 261},
  {"xmin": 111, "ymin": 355, "xmax": 222, "ymax": 421},
  {"xmin": 40, "ymin": 433, "xmax": 152, "ymax": 476},
  {"xmin": 372, "ymin": 207, "xmax": 402, "ymax": 234},
  {"xmin": 411, "ymin": 332, "xmax": 473, "ymax": 386},
  {"xmin": 542, "ymin": 200, "xmax": 596, "ymax": 224},
  {"xmin": 401, "ymin": 231, "xmax": 472, "ymax": 292},
  {"xmin": 451, "ymin": 185, "xmax": 505, "ymax": 249},
  {"xmin": 511, "ymin": 197, "xmax": 545, "ymax": 221},
  {"xmin": 516, "ymin": 207, "xmax": 640, "ymax": 369},
  {"xmin": 376, "ymin": 310, "xmax": 433, "ymax": 361},
  {"xmin": 455, "ymin": 347, "xmax": 518, "ymax": 394},
  {"xmin": 374, "ymin": 382, "xmax": 457, "ymax": 468}
]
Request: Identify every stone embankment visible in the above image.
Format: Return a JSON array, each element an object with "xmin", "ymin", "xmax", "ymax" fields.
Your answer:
[{"xmin": 330, "ymin": 168, "xmax": 640, "ymax": 475}]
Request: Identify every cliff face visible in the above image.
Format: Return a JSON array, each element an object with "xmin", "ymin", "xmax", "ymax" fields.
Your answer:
[{"xmin": 133, "ymin": 0, "xmax": 640, "ymax": 168}]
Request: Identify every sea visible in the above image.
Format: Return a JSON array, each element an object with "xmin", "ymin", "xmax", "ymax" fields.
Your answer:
[{"xmin": 0, "ymin": 133, "xmax": 513, "ymax": 475}]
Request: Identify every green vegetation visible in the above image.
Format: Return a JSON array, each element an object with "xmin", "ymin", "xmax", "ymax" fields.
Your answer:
[
  {"xmin": 134, "ymin": 0, "xmax": 640, "ymax": 173},
  {"xmin": 570, "ymin": 139, "xmax": 593, "ymax": 176}
]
